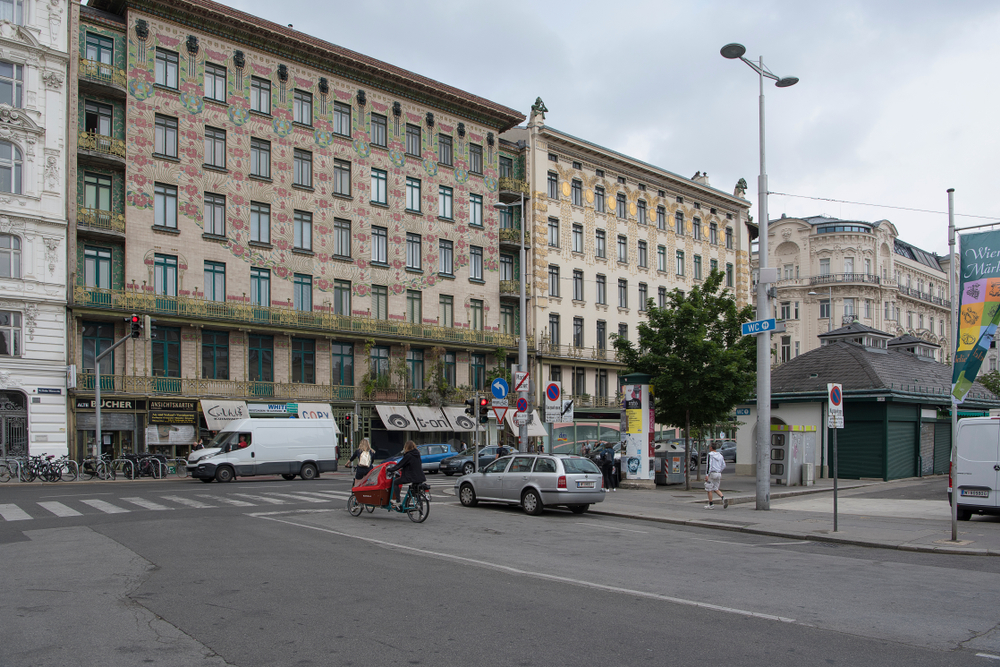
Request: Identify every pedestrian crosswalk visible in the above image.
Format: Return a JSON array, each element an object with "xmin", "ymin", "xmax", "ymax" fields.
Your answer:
[{"xmin": 0, "ymin": 487, "xmax": 355, "ymax": 522}]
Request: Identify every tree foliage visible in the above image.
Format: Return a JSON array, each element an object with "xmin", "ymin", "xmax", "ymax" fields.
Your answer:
[
  {"xmin": 612, "ymin": 270, "xmax": 757, "ymax": 430},
  {"xmin": 978, "ymin": 370, "xmax": 1000, "ymax": 398}
]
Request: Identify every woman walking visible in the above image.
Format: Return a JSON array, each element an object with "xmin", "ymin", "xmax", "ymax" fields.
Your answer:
[{"xmin": 348, "ymin": 438, "xmax": 375, "ymax": 488}]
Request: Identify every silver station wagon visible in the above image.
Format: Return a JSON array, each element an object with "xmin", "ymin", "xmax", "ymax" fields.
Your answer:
[{"xmin": 455, "ymin": 454, "xmax": 606, "ymax": 515}]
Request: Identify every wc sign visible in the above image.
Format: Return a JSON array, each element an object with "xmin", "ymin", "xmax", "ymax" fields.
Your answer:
[{"xmin": 827, "ymin": 383, "xmax": 844, "ymax": 429}]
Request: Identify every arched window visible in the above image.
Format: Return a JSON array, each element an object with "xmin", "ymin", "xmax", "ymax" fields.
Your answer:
[
  {"xmin": 0, "ymin": 141, "xmax": 22, "ymax": 194},
  {"xmin": 0, "ymin": 233, "xmax": 19, "ymax": 278}
]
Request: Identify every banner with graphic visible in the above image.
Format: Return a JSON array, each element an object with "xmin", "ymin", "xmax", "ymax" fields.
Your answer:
[{"xmin": 952, "ymin": 230, "xmax": 1000, "ymax": 402}]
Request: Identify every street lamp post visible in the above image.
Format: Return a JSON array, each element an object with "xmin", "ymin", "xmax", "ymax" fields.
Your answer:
[
  {"xmin": 721, "ymin": 43, "xmax": 798, "ymax": 511},
  {"xmin": 494, "ymin": 193, "xmax": 529, "ymax": 451}
]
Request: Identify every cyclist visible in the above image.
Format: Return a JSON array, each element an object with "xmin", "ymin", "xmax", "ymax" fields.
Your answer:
[{"xmin": 386, "ymin": 440, "xmax": 425, "ymax": 509}]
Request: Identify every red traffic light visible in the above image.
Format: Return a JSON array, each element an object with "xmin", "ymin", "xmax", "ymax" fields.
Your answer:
[
  {"xmin": 130, "ymin": 315, "xmax": 140, "ymax": 324},
  {"xmin": 479, "ymin": 397, "xmax": 488, "ymax": 407}
]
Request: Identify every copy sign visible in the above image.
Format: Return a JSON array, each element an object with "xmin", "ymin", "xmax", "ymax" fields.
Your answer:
[{"xmin": 828, "ymin": 383, "xmax": 844, "ymax": 429}]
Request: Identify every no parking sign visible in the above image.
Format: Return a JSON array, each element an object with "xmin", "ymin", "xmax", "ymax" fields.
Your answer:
[{"xmin": 828, "ymin": 383, "xmax": 844, "ymax": 429}]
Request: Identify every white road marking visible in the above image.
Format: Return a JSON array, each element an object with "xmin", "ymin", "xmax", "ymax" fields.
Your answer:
[
  {"xmin": 80, "ymin": 499, "xmax": 129, "ymax": 514},
  {"xmin": 200, "ymin": 495, "xmax": 255, "ymax": 507},
  {"xmin": 977, "ymin": 654, "xmax": 1000, "ymax": 661},
  {"xmin": 160, "ymin": 495, "xmax": 215, "ymax": 509},
  {"xmin": 0, "ymin": 504, "xmax": 33, "ymax": 521},
  {"xmin": 576, "ymin": 521, "xmax": 648, "ymax": 534},
  {"xmin": 755, "ymin": 541, "xmax": 811, "ymax": 546},
  {"xmin": 688, "ymin": 536, "xmax": 748, "ymax": 546},
  {"xmin": 255, "ymin": 515, "xmax": 797, "ymax": 625},
  {"xmin": 264, "ymin": 492, "xmax": 328, "ymax": 504},
  {"xmin": 122, "ymin": 497, "xmax": 173, "ymax": 511},
  {"xmin": 37, "ymin": 501, "xmax": 82, "ymax": 517},
  {"xmin": 232, "ymin": 493, "xmax": 286, "ymax": 504},
  {"xmin": 295, "ymin": 491, "xmax": 351, "ymax": 500}
]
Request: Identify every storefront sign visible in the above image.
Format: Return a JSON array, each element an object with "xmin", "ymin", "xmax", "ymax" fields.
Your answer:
[
  {"xmin": 248, "ymin": 403, "xmax": 293, "ymax": 415},
  {"xmin": 75, "ymin": 398, "xmax": 147, "ymax": 411},
  {"xmin": 201, "ymin": 400, "xmax": 249, "ymax": 430},
  {"xmin": 295, "ymin": 403, "xmax": 334, "ymax": 420},
  {"xmin": 149, "ymin": 411, "xmax": 197, "ymax": 425}
]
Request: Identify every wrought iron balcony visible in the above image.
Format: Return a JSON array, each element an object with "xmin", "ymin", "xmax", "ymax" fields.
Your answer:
[
  {"xmin": 499, "ymin": 280, "xmax": 531, "ymax": 296},
  {"xmin": 78, "ymin": 130, "xmax": 126, "ymax": 159},
  {"xmin": 809, "ymin": 273, "xmax": 881, "ymax": 286},
  {"xmin": 897, "ymin": 285, "xmax": 951, "ymax": 307},
  {"xmin": 77, "ymin": 208, "xmax": 125, "ymax": 234},
  {"xmin": 498, "ymin": 177, "xmax": 529, "ymax": 196},
  {"xmin": 499, "ymin": 227, "xmax": 523, "ymax": 244},
  {"xmin": 536, "ymin": 340, "xmax": 622, "ymax": 362},
  {"xmin": 79, "ymin": 57, "xmax": 127, "ymax": 89}
]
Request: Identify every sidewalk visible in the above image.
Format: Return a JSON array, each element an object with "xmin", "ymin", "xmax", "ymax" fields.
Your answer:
[{"xmin": 587, "ymin": 474, "xmax": 1000, "ymax": 556}]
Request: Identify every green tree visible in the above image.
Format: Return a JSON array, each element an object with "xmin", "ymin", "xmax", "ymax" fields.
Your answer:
[
  {"xmin": 613, "ymin": 270, "xmax": 756, "ymax": 489},
  {"xmin": 978, "ymin": 370, "xmax": 1000, "ymax": 397}
]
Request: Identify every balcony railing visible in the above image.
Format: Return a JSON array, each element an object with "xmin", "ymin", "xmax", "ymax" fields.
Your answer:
[
  {"xmin": 536, "ymin": 341, "xmax": 622, "ymax": 362},
  {"xmin": 562, "ymin": 393, "xmax": 623, "ymax": 409},
  {"xmin": 897, "ymin": 285, "xmax": 950, "ymax": 307},
  {"xmin": 810, "ymin": 273, "xmax": 881, "ymax": 286},
  {"xmin": 499, "ymin": 227, "xmax": 523, "ymax": 244},
  {"xmin": 79, "ymin": 57, "xmax": 127, "ymax": 88},
  {"xmin": 78, "ymin": 208, "xmax": 125, "ymax": 234},
  {"xmin": 499, "ymin": 280, "xmax": 531, "ymax": 296},
  {"xmin": 498, "ymin": 177, "xmax": 529, "ymax": 196},
  {"xmin": 78, "ymin": 130, "xmax": 126, "ymax": 159},
  {"xmin": 74, "ymin": 286, "xmax": 529, "ymax": 347}
]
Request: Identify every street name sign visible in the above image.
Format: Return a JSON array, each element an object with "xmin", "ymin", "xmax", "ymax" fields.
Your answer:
[{"xmin": 741, "ymin": 318, "xmax": 777, "ymax": 336}]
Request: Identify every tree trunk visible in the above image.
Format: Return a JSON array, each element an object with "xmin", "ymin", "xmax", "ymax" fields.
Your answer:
[{"xmin": 684, "ymin": 409, "xmax": 691, "ymax": 491}]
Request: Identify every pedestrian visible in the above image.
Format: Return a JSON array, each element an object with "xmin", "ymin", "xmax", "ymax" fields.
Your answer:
[
  {"xmin": 348, "ymin": 438, "xmax": 375, "ymax": 488},
  {"xmin": 601, "ymin": 443, "xmax": 616, "ymax": 492},
  {"xmin": 704, "ymin": 441, "xmax": 728, "ymax": 509}
]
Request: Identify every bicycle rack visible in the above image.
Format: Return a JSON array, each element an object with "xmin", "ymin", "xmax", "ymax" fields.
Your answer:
[
  {"xmin": 112, "ymin": 458, "xmax": 135, "ymax": 479},
  {"xmin": 1, "ymin": 457, "xmax": 21, "ymax": 482},
  {"xmin": 169, "ymin": 458, "xmax": 188, "ymax": 477}
]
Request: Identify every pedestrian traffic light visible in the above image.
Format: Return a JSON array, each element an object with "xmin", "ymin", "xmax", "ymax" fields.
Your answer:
[
  {"xmin": 127, "ymin": 314, "xmax": 142, "ymax": 338},
  {"xmin": 464, "ymin": 397, "xmax": 476, "ymax": 417},
  {"xmin": 479, "ymin": 397, "xmax": 489, "ymax": 424}
]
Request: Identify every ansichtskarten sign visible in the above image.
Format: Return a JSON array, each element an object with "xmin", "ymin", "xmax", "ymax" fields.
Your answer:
[{"xmin": 952, "ymin": 230, "xmax": 1000, "ymax": 402}]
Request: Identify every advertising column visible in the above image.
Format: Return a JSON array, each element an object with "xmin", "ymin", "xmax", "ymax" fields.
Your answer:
[{"xmin": 620, "ymin": 384, "xmax": 655, "ymax": 489}]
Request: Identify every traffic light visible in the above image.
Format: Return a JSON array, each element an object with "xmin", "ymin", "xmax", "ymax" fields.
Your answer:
[
  {"xmin": 127, "ymin": 314, "xmax": 141, "ymax": 338},
  {"xmin": 464, "ymin": 397, "xmax": 476, "ymax": 417},
  {"xmin": 479, "ymin": 397, "xmax": 489, "ymax": 424},
  {"xmin": 344, "ymin": 413, "xmax": 352, "ymax": 430}
]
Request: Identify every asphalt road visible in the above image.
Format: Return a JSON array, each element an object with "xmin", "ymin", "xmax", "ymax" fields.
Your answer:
[{"xmin": 2, "ymin": 474, "xmax": 999, "ymax": 666}]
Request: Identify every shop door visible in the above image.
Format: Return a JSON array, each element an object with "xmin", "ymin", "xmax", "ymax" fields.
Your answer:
[{"xmin": 0, "ymin": 391, "xmax": 27, "ymax": 457}]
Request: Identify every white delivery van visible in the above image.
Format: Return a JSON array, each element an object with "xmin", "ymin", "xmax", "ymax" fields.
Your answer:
[
  {"xmin": 950, "ymin": 417, "xmax": 1000, "ymax": 520},
  {"xmin": 192, "ymin": 418, "xmax": 339, "ymax": 483}
]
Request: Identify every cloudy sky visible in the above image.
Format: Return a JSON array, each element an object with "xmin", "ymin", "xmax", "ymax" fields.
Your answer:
[{"xmin": 227, "ymin": 0, "xmax": 999, "ymax": 256}]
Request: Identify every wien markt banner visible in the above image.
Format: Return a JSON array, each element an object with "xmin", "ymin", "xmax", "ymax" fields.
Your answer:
[{"xmin": 952, "ymin": 230, "xmax": 1000, "ymax": 402}]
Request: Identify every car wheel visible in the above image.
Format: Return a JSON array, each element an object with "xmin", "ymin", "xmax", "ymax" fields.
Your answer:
[
  {"xmin": 459, "ymin": 483, "xmax": 478, "ymax": 507},
  {"xmin": 299, "ymin": 463, "xmax": 318, "ymax": 480},
  {"xmin": 462, "ymin": 462, "xmax": 475, "ymax": 476},
  {"xmin": 957, "ymin": 508, "xmax": 973, "ymax": 521},
  {"xmin": 569, "ymin": 504, "xmax": 590, "ymax": 514},
  {"xmin": 215, "ymin": 466, "xmax": 234, "ymax": 483},
  {"xmin": 281, "ymin": 474, "xmax": 297, "ymax": 481},
  {"xmin": 347, "ymin": 495, "xmax": 363, "ymax": 516},
  {"xmin": 199, "ymin": 477, "xmax": 214, "ymax": 484},
  {"xmin": 522, "ymin": 489, "xmax": 543, "ymax": 516}
]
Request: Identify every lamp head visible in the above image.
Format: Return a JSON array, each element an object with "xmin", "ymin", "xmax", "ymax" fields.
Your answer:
[
  {"xmin": 720, "ymin": 43, "xmax": 746, "ymax": 59},
  {"xmin": 776, "ymin": 76, "xmax": 799, "ymax": 88}
]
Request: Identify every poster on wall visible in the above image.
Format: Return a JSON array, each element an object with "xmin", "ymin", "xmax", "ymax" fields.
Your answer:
[
  {"xmin": 624, "ymin": 385, "xmax": 643, "ymax": 434},
  {"xmin": 952, "ymin": 230, "xmax": 1000, "ymax": 402}
]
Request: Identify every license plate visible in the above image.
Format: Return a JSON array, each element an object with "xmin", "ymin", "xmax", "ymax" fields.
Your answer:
[
  {"xmin": 961, "ymin": 489, "xmax": 990, "ymax": 498},
  {"xmin": 577, "ymin": 480, "xmax": 595, "ymax": 488}
]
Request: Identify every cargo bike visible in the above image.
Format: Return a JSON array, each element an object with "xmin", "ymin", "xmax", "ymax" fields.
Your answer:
[{"xmin": 348, "ymin": 461, "xmax": 430, "ymax": 523}]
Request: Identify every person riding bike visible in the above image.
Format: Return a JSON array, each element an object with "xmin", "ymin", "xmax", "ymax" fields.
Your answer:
[{"xmin": 386, "ymin": 440, "xmax": 426, "ymax": 509}]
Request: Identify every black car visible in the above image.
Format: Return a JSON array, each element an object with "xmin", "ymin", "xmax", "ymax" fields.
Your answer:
[{"xmin": 439, "ymin": 445, "xmax": 510, "ymax": 476}]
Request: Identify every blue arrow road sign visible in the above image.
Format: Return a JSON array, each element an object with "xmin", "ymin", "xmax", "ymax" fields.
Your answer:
[
  {"xmin": 491, "ymin": 378, "xmax": 509, "ymax": 399},
  {"xmin": 741, "ymin": 318, "xmax": 777, "ymax": 336}
]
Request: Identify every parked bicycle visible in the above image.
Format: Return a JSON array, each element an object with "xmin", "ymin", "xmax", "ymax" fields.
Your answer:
[{"xmin": 82, "ymin": 453, "xmax": 116, "ymax": 481}]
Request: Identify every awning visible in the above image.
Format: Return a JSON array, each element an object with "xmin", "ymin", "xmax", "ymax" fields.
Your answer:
[
  {"xmin": 200, "ymin": 400, "xmax": 249, "ymax": 430},
  {"xmin": 442, "ymin": 406, "xmax": 483, "ymax": 432},
  {"xmin": 296, "ymin": 403, "xmax": 339, "ymax": 433},
  {"xmin": 408, "ymin": 406, "xmax": 452, "ymax": 432},
  {"xmin": 504, "ymin": 409, "xmax": 548, "ymax": 437},
  {"xmin": 375, "ymin": 405, "xmax": 415, "ymax": 431}
]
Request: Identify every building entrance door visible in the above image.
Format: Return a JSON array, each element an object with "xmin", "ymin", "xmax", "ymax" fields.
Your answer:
[{"xmin": 0, "ymin": 391, "xmax": 28, "ymax": 457}]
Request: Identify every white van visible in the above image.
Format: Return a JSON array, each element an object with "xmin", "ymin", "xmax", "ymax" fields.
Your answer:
[
  {"xmin": 951, "ymin": 417, "xmax": 1000, "ymax": 520},
  {"xmin": 192, "ymin": 418, "xmax": 339, "ymax": 483}
]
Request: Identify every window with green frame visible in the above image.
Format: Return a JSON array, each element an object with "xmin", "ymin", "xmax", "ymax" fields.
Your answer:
[
  {"xmin": 406, "ymin": 290, "xmax": 422, "ymax": 324},
  {"xmin": 331, "ymin": 342, "xmax": 354, "ymax": 385},
  {"xmin": 84, "ymin": 246, "xmax": 111, "ymax": 288},
  {"xmin": 500, "ymin": 304, "xmax": 514, "ymax": 334},
  {"xmin": 201, "ymin": 330, "xmax": 228, "ymax": 380},
  {"xmin": 470, "ymin": 299, "xmax": 484, "ymax": 330},
  {"xmin": 443, "ymin": 351, "xmax": 456, "ymax": 387},
  {"xmin": 151, "ymin": 326, "xmax": 181, "ymax": 377},
  {"xmin": 291, "ymin": 338, "xmax": 315, "ymax": 384},
  {"xmin": 470, "ymin": 353, "xmax": 485, "ymax": 391},
  {"xmin": 370, "ymin": 345, "xmax": 389, "ymax": 378},
  {"xmin": 333, "ymin": 279, "xmax": 351, "ymax": 316},
  {"xmin": 248, "ymin": 334, "xmax": 273, "ymax": 382},
  {"xmin": 407, "ymin": 348, "xmax": 423, "ymax": 389},
  {"xmin": 82, "ymin": 321, "xmax": 113, "ymax": 374}
]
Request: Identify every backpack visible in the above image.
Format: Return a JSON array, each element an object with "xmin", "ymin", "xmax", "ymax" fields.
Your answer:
[
  {"xmin": 359, "ymin": 450, "xmax": 372, "ymax": 467},
  {"xmin": 602, "ymin": 449, "xmax": 612, "ymax": 465}
]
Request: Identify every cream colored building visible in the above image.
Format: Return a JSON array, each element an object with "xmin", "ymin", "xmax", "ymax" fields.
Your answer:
[{"xmin": 758, "ymin": 215, "xmax": 952, "ymax": 364}]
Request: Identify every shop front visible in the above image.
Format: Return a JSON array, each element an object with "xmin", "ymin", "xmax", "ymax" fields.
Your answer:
[
  {"xmin": 74, "ymin": 398, "xmax": 146, "ymax": 460},
  {"xmin": 146, "ymin": 399, "xmax": 199, "ymax": 459}
]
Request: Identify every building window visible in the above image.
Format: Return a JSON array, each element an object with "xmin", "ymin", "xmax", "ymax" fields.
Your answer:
[
  {"xmin": 617, "ymin": 235, "xmax": 628, "ymax": 263},
  {"xmin": 202, "ymin": 330, "xmax": 229, "ymax": 380},
  {"xmin": 289, "ymin": 339, "xmax": 315, "ymax": 384},
  {"xmin": 250, "ymin": 77, "xmax": 271, "ymax": 114},
  {"xmin": 548, "ymin": 217, "xmax": 559, "ymax": 247},
  {"xmin": 152, "ymin": 327, "xmax": 181, "ymax": 378},
  {"xmin": 204, "ymin": 193, "xmax": 225, "ymax": 236},
  {"xmin": 333, "ymin": 159, "xmax": 350, "ymax": 196},
  {"xmin": 440, "ymin": 295, "xmax": 453, "ymax": 328},
  {"xmin": 154, "ymin": 49, "xmax": 178, "ymax": 88},
  {"xmin": 637, "ymin": 200, "xmax": 647, "ymax": 225},
  {"xmin": 500, "ymin": 254, "xmax": 513, "ymax": 281},
  {"xmin": 82, "ymin": 321, "xmax": 112, "ymax": 373},
  {"xmin": 437, "ymin": 186, "xmax": 453, "ymax": 219},
  {"xmin": 154, "ymin": 183, "xmax": 177, "ymax": 228},
  {"xmin": 820, "ymin": 299, "xmax": 830, "ymax": 319},
  {"xmin": 658, "ymin": 286, "xmax": 666, "ymax": 308},
  {"xmin": 372, "ymin": 285, "xmax": 388, "ymax": 320},
  {"xmin": 550, "ymin": 365, "xmax": 562, "ymax": 383},
  {"xmin": 0, "ymin": 0, "xmax": 21, "ymax": 25},
  {"xmin": 616, "ymin": 193, "xmax": 627, "ymax": 219},
  {"xmin": 726, "ymin": 263, "xmax": 733, "ymax": 287},
  {"xmin": 250, "ymin": 137, "xmax": 270, "ymax": 178},
  {"xmin": 294, "ymin": 273, "xmax": 313, "ymax": 312},
  {"xmin": 618, "ymin": 279, "xmax": 628, "ymax": 308},
  {"xmin": 573, "ymin": 269, "xmax": 583, "ymax": 301},
  {"xmin": 294, "ymin": 90, "xmax": 313, "ymax": 126},
  {"xmin": 618, "ymin": 323, "xmax": 628, "ymax": 342},
  {"xmin": 597, "ymin": 369, "xmax": 608, "ymax": 398},
  {"xmin": 250, "ymin": 202, "xmax": 270, "ymax": 244},
  {"xmin": 331, "ymin": 342, "xmax": 354, "ymax": 385},
  {"xmin": 596, "ymin": 274, "xmax": 606, "ymax": 305},
  {"xmin": 250, "ymin": 267, "xmax": 270, "ymax": 307},
  {"xmin": 204, "ymin": 62, "xmax": 226, "ymax": 102},
  {"xmin": 333, "ymin": 279, "xmax": 351, "ymax": 316},
  {"xmin": 779, "ymin": 301, "xmax": 791, "ymax": 321},
  {"xmin": 595, "ymin": 186, "xmax": 605, "ymax": 213},
  {"xmin": 371, "ymin": 168, "xmax": 387, "ymax": 205},
  {"xmin": 470, "ymin": 299, "xmax": 484, "ymax": 330},
  {"xmin": 571, "ymin": 179, "xmax": 583, "ymax": 206},
  {"xmin": 438, "ymin": 134, "xmax": 453, "ymax": 165},
  {"xmin": 596, "ymin": 321, "xmax": 606, "ymax": 350},
  {"xmin": 333, "ymin": 102, "xmax": 351, "ymax": 136},
  {"xmin": 406, "ymin": 290, "xmax": 422, "ymax": 324},
  {"xmin": 692, "ymin": 217, "xmax": 702, "ymax": 240},
  {"xmin": 293, "ymin": 211, "xmax": 312, "ymax": 251},
  {"xmin": 84, "ymin": 100, "xmax": 112, "ymax": 135},
  {"xmin": 548, "ymin": 265, "xmax": 560, "ymax": 297},
  {"xmin": 248, "ymin": 334, "xmax": 273, "ymax": 382},
  {"xmin": 406, "ymin": 177, "xmax": 421, "ymax": 212},
  {"xmin": 657, "ymin": 206, "xmax": 666, "ymax": 230},
  {"xmin": 781, "ymin": 336, "xmax": 791, "ymax": 363},
  {"xmin": 726, "ymin": 227, "xmax": 734, "ymax": 249},
  {"xmin": 469, "ymin": 144, "xmax": 483, "ymax": 174},
  {"xmin": 638, "ymin": 283, "xmax": 648, "ymax": 311},
  {"xmin": 470, "ymin": 193, "xmax": 483, "ymax": 227},
  {"xmin": 676, "ymin": 250, "xmax": 685, "ymax": 276},
  {"xmin": 406, "ymin": 233, "xmax": 421, "ymax": 270},
  {"xmin": 498, "ymin": 206, "xmax": 513, "ymax": 229},
  {"xmin": 204, "ymin": 261, "xmax": 225, "ymax": 302},
  {"xmin": 471, "ymin": 353, "xmax": 486, "ymax": 390},
  {"xmin": 371, "ymin": 114, "xmax": 387, "ymax": 147},
  {"xmin": 294, "ymin": 149, "xmax": 312, "ymax": 187},
  {"xmin": 470, "ymin": 246, "xmax": 483, "ymax": 281},
  {"xmin": 819, "ymin": 258, "xmax": 831, "ymax": 275},
  {"xmin": 204, "ymin": 126, "xmax": 226, "ymax": 168},
  {"xmin": 439, "ymin": 239, "xmax": 454, "ymax": 275},
  {"xmin": 500, "ymin": 305, "xmax": 514, "ymax": 335},
  {"xmin": 333, "ymin": 219, "xmax": 351, "ymax": 258},
  {"xmin": 370, "ymin": 345, "xmax": 390, "ymax": 379},
  {"xmin": 573, "ymin": 317, "xmax": 584, "ymax": 348},
  {"xmin": 499, "ymin": 156, "xmax": 513, "ymax": 178},
  {"xmin": 572, "ymin": 223, "xmax": 583, "ymax": 253},
  {"xmin": 549, "ymin": 313, "xmax": 560, "ymax": 346},
  {"xmin": 407, "ymin": 349, "xmax": 424, "ymax": 390},
  {"xmin": 709, "ymin": 222, "xmax": 718, "ymax": 245},
  {"xmin": 710, "ymin": 259, "xmax": 718, "ymax": 274},
  {"xmin": 405, "ymin": 124, "xmax": 421, "ymax": 156},
  {"xmin": 153, "ymin": 254, "xmax": 177, "ymax": 296},
  {"xmin": 638, "ymin": 240, "xmax": 647, "ymax": 268},
  {"xmin": 548, "ymin": 172, "xmax": 559, "ymax": 199},
  {"xmin": 675, "ymin": 211, "xmax": 684, "ymax": 235},
  {"xmin": 83, "ymin": 172, "xmax": 111, "ymax": 212},
  {"xmin": 595, "ymin": 229, "xmax": 606, "ymax": 258},
  {"xmin": 82, "ymin": 245, "xmax": 109, "ymax": 287},
  {"xmin": 693, "ymin": 254, "xmax": 703, "ymax": 280},
  {"xmin": 154, "ymin": 114, "xmax": 177, "ymax": 158}
]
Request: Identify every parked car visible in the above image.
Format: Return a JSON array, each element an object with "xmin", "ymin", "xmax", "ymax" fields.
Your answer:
[
  {"xmin": 384, "ymin": 443, "xmax": 461, "ymax": 473},
  {"xmin": 698, "ymin": 440, "xmax": 737, "ymax": 464},
  {"xmin": 455, "ymin": 454, "xmax": 606, "ymax": 515},
  {"xmin": 439, "ymin": 445, "xmax": 510, "ymax": 476}
]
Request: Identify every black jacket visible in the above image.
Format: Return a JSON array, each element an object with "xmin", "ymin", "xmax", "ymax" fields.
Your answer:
[{"xmin": 387, "ymin": 449, "xmax": 426, "ymax": 484}]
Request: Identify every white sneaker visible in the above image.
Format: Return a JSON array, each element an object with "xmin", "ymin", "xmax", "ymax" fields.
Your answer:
[{"xmin": 705, "ymin": 504, "xmax": 715, "ymax": 509}]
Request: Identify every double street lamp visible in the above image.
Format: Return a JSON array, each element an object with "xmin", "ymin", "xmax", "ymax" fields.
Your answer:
[
  {"xmin": 721, "ymin": 43, "xmax": 798, "ymax": 510},
  {"xmin": 494, "ymin": 193, "xmax": 528, "ymax": 451}
]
